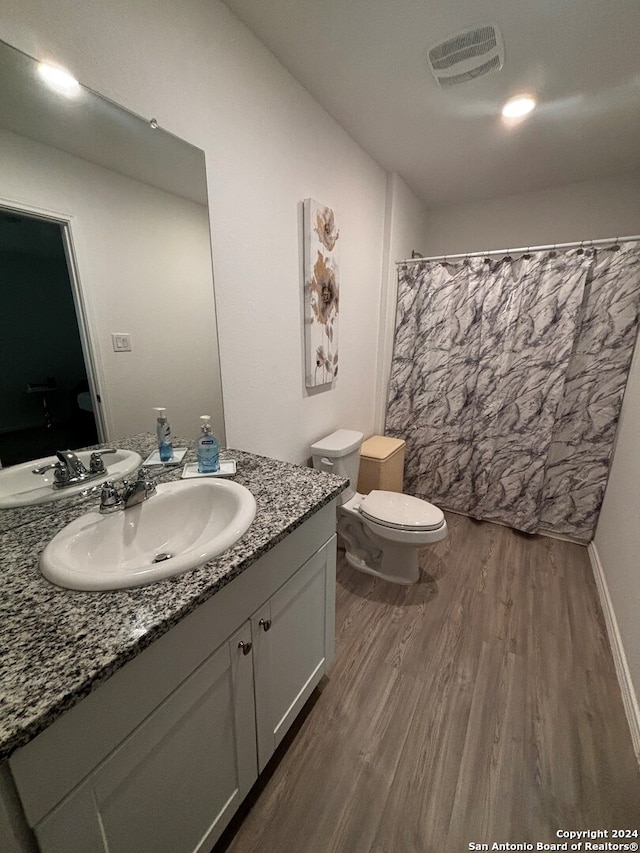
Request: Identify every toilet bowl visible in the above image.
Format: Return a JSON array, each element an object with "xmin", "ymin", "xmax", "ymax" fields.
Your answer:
[{"xmin": 311, "ymin": 429, "xmax": 447, "ymax": 584}]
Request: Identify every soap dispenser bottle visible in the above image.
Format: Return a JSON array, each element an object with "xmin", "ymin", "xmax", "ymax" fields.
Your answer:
[
  {"xmin": 153, "ymin": 407, "xmax": 174, "ymax": 462},
  {"xmin": 197, "ymin": 415, "xmax": 220, "ymax": 473}
]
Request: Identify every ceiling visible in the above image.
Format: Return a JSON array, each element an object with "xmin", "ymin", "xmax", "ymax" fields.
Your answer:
[{"xmin": 222, "ymin": 0, "xmax": 640, "ymax": 209}]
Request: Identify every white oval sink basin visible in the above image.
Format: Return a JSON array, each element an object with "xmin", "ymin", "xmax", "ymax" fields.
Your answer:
[
  {"xmin": 40, "ymin": 478, "xmax": 257, "ymax": 590},
  {"xmin": 0, "ymin": 449, "xmax": 142, "ymax": 509}
]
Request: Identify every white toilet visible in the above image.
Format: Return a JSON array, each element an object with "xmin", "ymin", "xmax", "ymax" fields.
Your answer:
[{"xmin": 311, "ymin": 429, "xmax": 447, "ymax": 584}]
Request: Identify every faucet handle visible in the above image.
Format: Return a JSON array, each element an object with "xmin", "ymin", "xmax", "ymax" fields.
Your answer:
[
  {"xmin": 53, "ymin": 466, "xmax": 71, "ymax": 487},
  {"xmin": 32, "ymin": 459, "xmax": 70, "ymax": 485},
  {"xmin": 99, "ymin": 480, "xmax": 123, "ymax": 513},
  {"xmin": 137, "ymin": 467, "xmax": 157, "ymax": 496},
  {"xmin": 32, "ymin": 461, "xmax": 61, "ymax": 476},
  {"xmin": 89, "ymin": 449, "xmax": 117, "ymax": 474}
]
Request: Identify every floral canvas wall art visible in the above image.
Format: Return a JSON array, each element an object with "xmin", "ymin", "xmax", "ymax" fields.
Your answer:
[{"xmin": 303, "ymin": 199, "xmax": 340, "ymax": 387}]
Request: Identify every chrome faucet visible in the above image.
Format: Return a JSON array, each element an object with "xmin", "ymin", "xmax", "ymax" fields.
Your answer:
[
  {"xmin": 33, "ymin": 449, "xmax": 117, "ymax": 489},
  {"xmin": 99, "ymin": 468, "xmax": 157, "ymax": 513}
]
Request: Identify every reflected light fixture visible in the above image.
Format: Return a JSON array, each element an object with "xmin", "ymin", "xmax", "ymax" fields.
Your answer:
[
  {"xmin": 501, "ymin": 95, "xmax": 536, "ymax": 118},
  {"xmin": 37, "ymin": 62, "xmax": 80, "ymax": 97}
]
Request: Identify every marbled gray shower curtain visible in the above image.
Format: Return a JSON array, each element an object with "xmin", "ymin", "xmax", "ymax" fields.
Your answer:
[
  {"xmin": 540, "ymin": 243, "xmax": 640, "ymax": 540},
  {"xmin": 385, "ymin": 244, "xmax": 640, "ymax": 541}
]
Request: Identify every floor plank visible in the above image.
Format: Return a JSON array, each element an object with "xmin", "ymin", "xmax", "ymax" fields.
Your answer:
[{"xmin": 215, "ymin": 513, "xmax": 640, "ymax": 852}]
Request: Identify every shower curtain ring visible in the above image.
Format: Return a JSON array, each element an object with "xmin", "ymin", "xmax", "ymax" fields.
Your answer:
[{"xmin": 577, "ymin": 240, "xmax": 584, "ymax": 255}]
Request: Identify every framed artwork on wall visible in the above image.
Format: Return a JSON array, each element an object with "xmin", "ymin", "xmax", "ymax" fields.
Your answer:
[{"xmin": 303, "ymin": 198, "xmax": 340, "ymax": 387}]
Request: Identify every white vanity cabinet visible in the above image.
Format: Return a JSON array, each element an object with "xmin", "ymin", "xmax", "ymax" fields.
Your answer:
[
  {"xmin": 34, "ymin": 622, "xmax": 257, "ymax": 853},
  {"xmin": 7, "ymin": 503, "xmax": 337, "ymax": 853},
  {"xmin": 251, "ymin": 540, "xmax": 335, "ymax": 772}
]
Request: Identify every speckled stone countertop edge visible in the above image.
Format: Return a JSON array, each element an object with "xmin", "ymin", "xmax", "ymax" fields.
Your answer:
[{"xmin": 0, "ymin": 434, "xmax": 347, "ymax": 761}]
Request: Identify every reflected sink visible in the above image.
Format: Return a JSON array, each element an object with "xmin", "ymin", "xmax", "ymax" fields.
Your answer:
[
  {"xmin": 0, "ymin": 449, "xmax": 142, "ymax": 509},
  {"xmin": 40, "ymin": 478, "xmax": 257, "ymax": 590}
]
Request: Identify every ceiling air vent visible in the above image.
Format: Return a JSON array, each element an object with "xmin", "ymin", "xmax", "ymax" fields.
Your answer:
[{"xmin": 427, "ymin": 24, "xmax": 504, "ymax": 87}]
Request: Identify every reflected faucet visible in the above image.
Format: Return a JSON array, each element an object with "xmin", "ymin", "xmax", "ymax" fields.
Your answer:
[
  {"xmin": 33, "ymin": 448, "xmax": 117, "ymax": 489},
  {"xmin": 55, "ymin": 450, "xmax": 86, "ymax": 479}
]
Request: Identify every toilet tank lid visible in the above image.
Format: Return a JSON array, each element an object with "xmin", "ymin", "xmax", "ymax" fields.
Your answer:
[{"xmin": 310, "ymin": 429, "xmax": 364, "ymax": 458}]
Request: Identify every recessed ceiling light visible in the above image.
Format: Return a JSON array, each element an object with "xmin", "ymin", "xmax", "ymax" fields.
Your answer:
[
  {"xmin": 502, "ymin": 95, "xmax": 536, "ymax": 119},
  {"xmin": 37, "ymin": 62, "xmax": 80, "ymax": 97}
]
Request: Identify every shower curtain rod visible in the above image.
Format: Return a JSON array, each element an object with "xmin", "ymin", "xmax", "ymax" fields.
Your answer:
[{"xmin": 396, "ymin": 235, "xmax": 640, "ymax": 266}]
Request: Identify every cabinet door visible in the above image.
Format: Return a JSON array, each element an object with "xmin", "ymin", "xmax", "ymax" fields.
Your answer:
[
  {"xmin": 35, "ymin": 623, "xmax": 257, "ymax": 853},
  {"xmin": 252, "ymin": 537, "xmax": 336, "ymax": 771}
]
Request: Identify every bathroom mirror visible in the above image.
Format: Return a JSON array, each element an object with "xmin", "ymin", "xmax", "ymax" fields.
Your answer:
[{"xmin": 0, "ymin": 39, "xmax": 225, "ymax": 492}]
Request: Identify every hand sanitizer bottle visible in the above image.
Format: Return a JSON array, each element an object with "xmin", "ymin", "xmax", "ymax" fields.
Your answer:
[
  {"xmin": 197, "ymin": 415, "xmax": 220, "ymax": 473},
  {"xmin": 153, "ymin": 407, "xmax": 174, "ymax": 462}
]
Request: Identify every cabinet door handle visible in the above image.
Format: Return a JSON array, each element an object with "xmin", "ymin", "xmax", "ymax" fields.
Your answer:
[
  {"xmin": 258, "ymin": 618, "xmax": 272, "ymax": 632},
  {"xmin": 238, "ymin": 640, "xmax": 252, "ymax": 655}
]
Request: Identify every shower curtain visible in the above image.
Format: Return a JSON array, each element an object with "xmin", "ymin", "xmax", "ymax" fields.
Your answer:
[{"xmin": 385, "ymin": 243, "xmax": 640, "ymax": 542}]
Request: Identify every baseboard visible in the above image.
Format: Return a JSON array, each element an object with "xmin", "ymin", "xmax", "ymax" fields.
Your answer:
[{"xmin": 588, "ymin": 542, "xmax": 640, "ymax": 765}]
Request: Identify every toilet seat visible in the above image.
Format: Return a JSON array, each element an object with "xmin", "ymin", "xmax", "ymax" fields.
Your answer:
[{"xmin": 359, "ymin": 490, "xmax": 445, "ymax": 531}]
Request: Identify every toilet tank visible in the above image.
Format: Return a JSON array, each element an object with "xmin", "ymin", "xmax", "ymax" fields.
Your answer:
[{"xmin": 310, "ymin": 429, "xmax": 363, "ymax": 505}]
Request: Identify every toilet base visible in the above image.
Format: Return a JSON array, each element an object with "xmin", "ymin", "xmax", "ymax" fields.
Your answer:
[
  {"xmin": 344, "ymin": 545, "xmax": 420, "ymax": 585},
  {"xmin": 338, "ymin": 511, "xmax": 423, "ymax": 584}
]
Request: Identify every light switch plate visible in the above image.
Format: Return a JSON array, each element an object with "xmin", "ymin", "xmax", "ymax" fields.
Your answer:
[{"xmin": 111, "ymin": 333, "xmax": 132, "ymax": 352}]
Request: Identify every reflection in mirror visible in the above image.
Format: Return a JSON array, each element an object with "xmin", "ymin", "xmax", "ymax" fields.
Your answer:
[
  {"xmin": 0, "ymin": 38, "xmax": 225, "ymax": 483},
  {"xmin": 0, "ymin": 209, "xmax": 100, "ymax": 465}
]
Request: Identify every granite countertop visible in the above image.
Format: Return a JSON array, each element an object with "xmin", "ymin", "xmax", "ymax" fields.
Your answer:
[{"xmin": 0, "ymin": 434, "xmax": 347, "ymax": 761}]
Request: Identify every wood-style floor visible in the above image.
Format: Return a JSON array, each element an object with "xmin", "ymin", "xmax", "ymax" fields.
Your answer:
[{"xmin": 215, "ymin": 512, "xmax": 640, "ymax": 852}]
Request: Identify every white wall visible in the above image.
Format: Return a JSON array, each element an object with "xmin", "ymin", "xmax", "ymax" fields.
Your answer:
[
  {"xmin": 375, "ymin": 173, "xmax": 431, "ymax": 432},
  {"xmin": 593, "ymin": 330, "xmax": 640, "ymax": 730},
  {"xmin": 417, "ymin": 171, "xmax": 640, "ymax": 740},
  {"xmin": 0, "ymin": 129, "xmax": 221, "ymax": 441},
  {"xmin": 0, "ymin": 0, "xmax": 405, "ymax": 464},
  {"xmin": 419, "ymin": 171, "xmax": 640, "ymax": 256}
]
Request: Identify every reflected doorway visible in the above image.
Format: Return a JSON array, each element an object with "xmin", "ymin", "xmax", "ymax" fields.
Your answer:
[{"xmin": 0, "ymin": 208, "xmax": 100, "ymax": 466}]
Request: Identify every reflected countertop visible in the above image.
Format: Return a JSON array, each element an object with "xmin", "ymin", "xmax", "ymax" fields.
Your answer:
[{"xmin": 0, "ymin": 433, "xmax": 347, "ymax": 761}]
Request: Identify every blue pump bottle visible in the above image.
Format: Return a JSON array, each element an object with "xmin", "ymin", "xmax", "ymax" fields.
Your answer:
[
  {"xmin": 197, "ymin": 415, "xmax": 220, "ymax": 473},
  {"xmin": 153, "ymin": 407, "xmax": 173, "ymax": 462}
]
